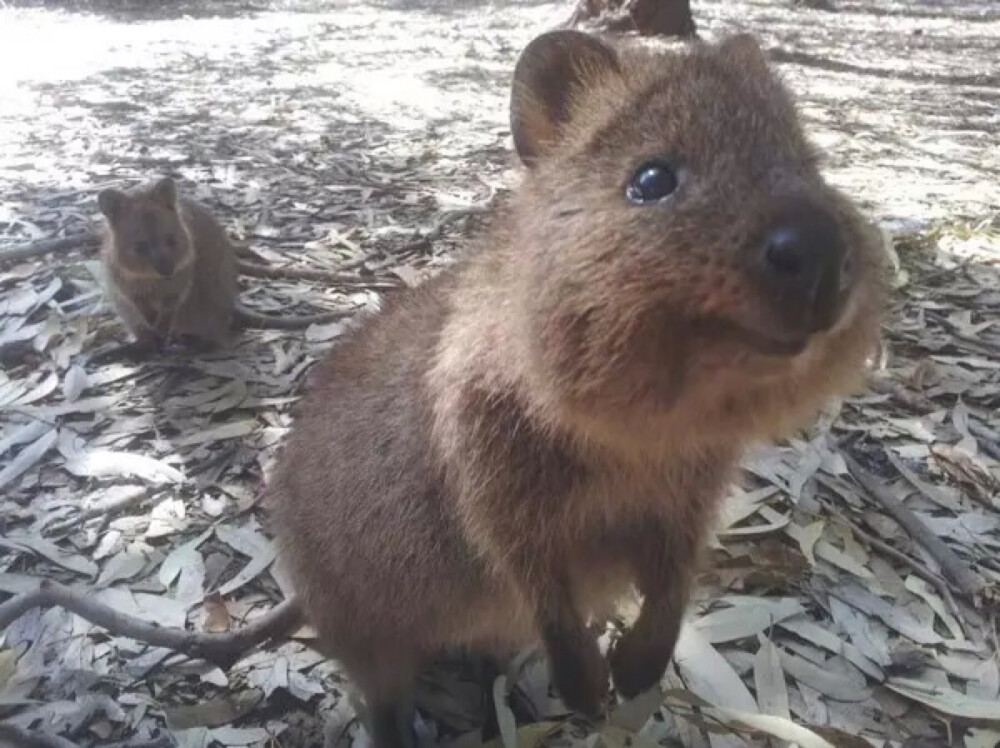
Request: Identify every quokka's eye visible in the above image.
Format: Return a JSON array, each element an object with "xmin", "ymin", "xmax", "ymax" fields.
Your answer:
[
  {"xmin": 135, "ymin": 240, "xmax": 151, "ymax": 255},
  {"xmin": 626, "ymin": 160, "xmax": 679, "ymax": 204}
]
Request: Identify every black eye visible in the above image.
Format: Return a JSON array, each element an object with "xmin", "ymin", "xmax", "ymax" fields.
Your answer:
[
  {"xmin": 165, "ymin": 235, "xmax": 177, "ymax": 250},
  {"xmin": 135, "ymin": 240, "xmax": 151, "ymax": 255},
  {"xmin": 626, "ymin": 160, "xmax": 679, "ymax": 204}
]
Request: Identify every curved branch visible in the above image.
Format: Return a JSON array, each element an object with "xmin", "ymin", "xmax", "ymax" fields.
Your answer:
[
  {"xmin": 0, "ymin": 232, "xmax": 101, "ymax": 266},
  {"xmin": 236, "ymin": 259, "xmax": 400, "ymax": 290},
  {"xmin": 843, "ymin": 453, "xmax": 986, "ymax": 596},
  {"xmin": 0, "ymin": 723, "xmax": 80, "ymax": 748},
  {"xmin": 0, "ymin": 580, "xmax": 303, "ymax": 669}
]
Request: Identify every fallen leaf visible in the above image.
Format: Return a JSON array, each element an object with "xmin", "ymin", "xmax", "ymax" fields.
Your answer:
[
  {"xmin": 247, "ymin": 655, "xmax": 289, "ymax": 699},
  {"xmin": 779, "ymin": 650, "xmax": 869, "ymax": 702},
  {"xmin": 710, "ymin": 709, "xmax": 836, "ymax": 748},
  {"xmin": 163, "ymin": 691, "xmax": 263, "ymax": 730},
  {"xmin": 159, "ymin": 528, "xmax": 214, "ymax": 588},
  {"xmin": 787, "ymin": 519, "xmax": 825, "ymax": 565},
  {"xmin": 0, "ymin": 534, "xmax": 97, "ymax": 577},
  {"xmin": 830, "ymin": 584, "xmax": 942, "ymax": 645},
  {"xmin": 966, "ymin": 728, "xmax": 1000, "ymax": 748},
  {"xmin": 673, "ymin": 623, "xmax": 758, "ymax": 712},
  {"xmin": 493, "ymin": 674, "xmax": 518, "ymax": 748},
  {"xmin": 778, "ymin": 616, "xmax": 885, "ymax": 681},
  {"xmin": 173, "ymin": 420, "xmax": 258, "ymax": 447},
  {"xmin": 754, "ymin": 636, "xmax": 790, "ymax": 725},
  {"xmin": 202, "ymin": 594, "xmax": 231, "ymax": 633},
  {"xmin": 62, "ymin": 364, "xmax": 89, "ymax": 403},
  {"xmin": 904, "ymin": 575, "xmax": 964, "ymax": 641},
  {"xmin": 64, "ymin": 449, "xmax": 185, "ymax": 484},
  {"xmin": 888, "ymin": 676, "xmax": 1000, "ymax": 720},
  {"xmin": 695, "ymin": 598, "xmax": 804, "ymax": 644},
  {"xmin": 0, "ymin": 427, "xmax": 57, "ymax": 490}
]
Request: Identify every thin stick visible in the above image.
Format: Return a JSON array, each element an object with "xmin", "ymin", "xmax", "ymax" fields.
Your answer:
[
  {"xmin": 0, "ymin": 723, "xmax": 81, "ymax": 748},
  {"xmin": 842, "ymin": 453, "xmax": 985, "ymax": 596},
  {"xmin": 0, "ymin": 232, "xmax": 101, "ymax": 266},
  {"xmin": 236, "ymin": 260, "xmax": 400, "ymax": 290},
  {"xmin": 967, "ymin": 421, "xmax": 1000, "ymax": 462},
  {"xmin": 0, "ymin": 581, "xmax": 302, "ymax": 669},
  {"xmin": 868, "ymin": 375, "xmax": 935, "ymax": 412},
  {"xmin": 816, "ymin": 496, "xmax": 966, "ymax": 634},
  {"xmin": 45, "ymin": 487, "xmax": 152, "ymax": 536}
]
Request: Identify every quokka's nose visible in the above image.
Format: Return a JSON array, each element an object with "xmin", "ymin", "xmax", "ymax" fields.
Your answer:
[
  {"xmin": 757, "ymin": 203, "xmax": 849, "ymax": 334},
  {"xmin": 151, "ymin": 253, "xmax": 177, "ymax": 278}
]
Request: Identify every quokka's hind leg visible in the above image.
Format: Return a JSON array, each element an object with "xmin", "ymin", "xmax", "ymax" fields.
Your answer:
[
  {"xmin": 367, "ymin": 698, "xmax": 416, "ymax": 748},
  {"xmin": 349, "ymin": 664, "xmax": 418, "ymax": 748}
]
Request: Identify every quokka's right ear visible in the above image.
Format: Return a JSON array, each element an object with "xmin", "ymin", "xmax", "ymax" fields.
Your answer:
[
  {"xmin": 150, "ymin": 177, "xmax": 178, "ymax": 208},
  {"xmin": 97, "ymin": 188, "xmax": 127, "ymax": 222},
  {"xmin": 510, "ymin": 30, "xmax": 621, "ymax": 168}
]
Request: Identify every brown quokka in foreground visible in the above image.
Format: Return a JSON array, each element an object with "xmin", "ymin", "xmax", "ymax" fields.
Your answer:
[
  {"xmin": 97, "ymin": 178, "xmax": 344, "ymax": 351},
  {"xmin": 269, "ymin": 30, "xmax": 885, "ymax": 748}
]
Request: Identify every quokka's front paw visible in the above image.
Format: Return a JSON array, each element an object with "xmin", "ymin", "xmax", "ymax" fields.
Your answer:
[
  {"xmin": 609, "ymin": 629, "xmax": 672, "ymax": 699},
  {"xmin": 545, "ymin": 631, "xmax": 611, "ymax": 719}
]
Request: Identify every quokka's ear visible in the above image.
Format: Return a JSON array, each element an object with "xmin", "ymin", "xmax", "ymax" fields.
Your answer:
[
  {"xmin": 150, "ymin": 177, "xmax": 178, "ymax": 208},
  {"xmin": 510, "ymin": 30, "xmax": 621, "ymax": 168},
  {"xmin": 97, "ymin": 188, "xmax": 128, "ymax": 223}
]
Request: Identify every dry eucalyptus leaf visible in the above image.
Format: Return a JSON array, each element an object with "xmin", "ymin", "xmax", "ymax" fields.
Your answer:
[
  {"xmin": 61, "ymin": 364, "xmax": 89, "ymax": 403},
  {"xmin": 887, "ymin": 676, "xmax": 1000, "ymax": 720},
  {"xmin": 694, "ymin": 598, "xmax": 803, "ymax": 644},
  {"xmin": 779, "ymin": 650, "xmax": 870, "ymax": 702},
  {"xmin": 202, "ymin": 594, "xmax": 231, "ymax": 634},
  {"xmin": 673, "ymin": 624, "xmax": 758, "ymax": 713},
  {"xmin": 754, "ymin": 637, "xmax": 790, "ymax": 720},
  {"xmin": 778, "ymin": 616, "xmax": 885, "ymax": 682},
  {"xmin": 709, "ymin": 709, "xmax": 836, "ymax": 748},
  {"xmin": 173, "ymin": 420, "xmax": 258, "ymax": 447},
  {"xmin": 0, "ymin": 427, "xmax": 57, "ymax": 490},
  {"xmin": 64, "ymin": 449, "xmax": 185, "ymax": 484},
  {"xmin": 0, "ymin": 535, "xmax": 98, "ymax": 577}
]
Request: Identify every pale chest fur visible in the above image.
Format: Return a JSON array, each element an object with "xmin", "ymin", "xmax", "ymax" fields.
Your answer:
[{"xmin": 102, "ymin": 244, "xmax": 194, "ymax": 335}]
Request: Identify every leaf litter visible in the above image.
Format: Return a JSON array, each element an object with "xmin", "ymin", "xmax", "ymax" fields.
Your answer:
[{"xmin": 1, "ymin": 0, "xmax": 999, "ymax": 747}]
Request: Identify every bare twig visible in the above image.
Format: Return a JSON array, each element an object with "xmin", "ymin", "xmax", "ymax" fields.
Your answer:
[
  {"xmin": 0, "ymin": 581, "xmax": 303, "ymax": 669},
  {"xmin": 868, "ymin": 375, "xmax": 935, "ymax": 412},
  {"xmin": 0, "ymin": 232, "xmax": 101, "ymax": 266},
  {"xmin": 236, "ymin": 259, "xmax": 401, "ymax": 290},
  {"xmin": 968, "ymin": 420, "xmax": 1000, "ymax": 462},
  {"xmin": 842, "ymin": 453, "xmax": 986, "ymax": 596},
  {"xmin": 0, "ymin": 723, "xmax": 81, "ymax": 748},
  {"xmin": 817, "ymin": 496, "xmax": 966, "ymax": 633},
  {"xmin": 45, "ymin": 487, "xmax": 152, "ymax": 536}
]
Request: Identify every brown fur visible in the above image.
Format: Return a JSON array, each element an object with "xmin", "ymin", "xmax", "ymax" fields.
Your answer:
[
  {"xmin": 97, "ymin": 179, "xmax": 344, "ymax": 350},
  {"xmin": 267, "ymin": 31, "xmax": 886, "ymax": 747}
]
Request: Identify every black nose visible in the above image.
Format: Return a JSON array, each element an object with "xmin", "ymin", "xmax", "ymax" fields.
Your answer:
[
  {"xmin": 152, "ymin": 253, "xmax": 177, "ymax": 278},
  {"xmin": 759, "ymin": 206, "xmax": 847, "ymax": 334}
]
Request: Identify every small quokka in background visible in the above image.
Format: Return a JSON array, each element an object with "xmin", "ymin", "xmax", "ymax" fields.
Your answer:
[
  {"xmin": 97, "ymin": 178, "xmax": 345, "ymax": 351},
  {"xmin": 268, "ymin": 30, "xmax": 886, "ymax": 748}
]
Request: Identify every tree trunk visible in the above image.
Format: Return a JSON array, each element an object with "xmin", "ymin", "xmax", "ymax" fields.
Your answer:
[{"xmin": 567, "ymin": 0, "xmax": 697, "ymax": 38}]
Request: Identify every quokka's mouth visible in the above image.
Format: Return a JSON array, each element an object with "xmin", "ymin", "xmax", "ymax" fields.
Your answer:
[{"xmin": 690, "ymin": 316, "xmax": 811, "ymax": 357}]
